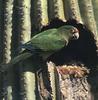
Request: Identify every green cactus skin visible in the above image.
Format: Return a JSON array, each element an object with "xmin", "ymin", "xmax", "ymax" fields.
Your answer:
[
  {"xmin": 48, "ymin": 0, "xmax": 65, "ymax": 21},
  {"xmin": 19, "ymin": 61, "xmax": 36, "ymax": 100},
  {"xmin": 79, "ymin": 0, "xmax": 98, "ymax": 56},
  {"xmin": 3, "ymin": 0, "xmax": 14, "ymax": 100},
  {"xmin": 0, "ymin": 1, "xmax": 4, "ymax": 99},
  {"xmin": 32, "ymin": 0, "xmax": 48, "ymax": 31},
  {"xmin": 92, "ymin": 0, "xmax": 98, "ymax": 53},
  {"xmin": 48, "ymin": 62, "xmax": 56, "ymax": 100},
  {"xmin": 92, "ymin": 0, "xmax": 98, "ymax": 31},
  {"xmin": 48, "ymin": 62, "xmax": 61, "ymax": 100},
  {"xmin": 63, "ymin": 0, "xmax": 82, "ymax": 23},
  {"xmin": 16, "ymin": 0, "xmax": 37, "ymax": 100},
  {"xmin": 78, "ymin": 0, "xmax": 97, "ymax": 34}
]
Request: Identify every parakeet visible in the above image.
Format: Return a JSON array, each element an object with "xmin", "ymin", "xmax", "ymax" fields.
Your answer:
[
  {"xmin": 1, "ymin": 25, "xmax": 79, "ymax": 71},
  {"xmin": 21, "ymin": 25, "xmax": 79, "ymax": 58}
]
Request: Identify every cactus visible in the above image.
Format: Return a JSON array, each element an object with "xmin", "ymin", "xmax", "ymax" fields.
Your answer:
[
  {"xmin": 3, "ymin": 0, "xmax": 14, "ymax": 100},
  {"xmin": 1, "ymin": 0, "xmax": 98, "ymax": 99},
  {"xmin": 48, "ymin": 62, "xmax": 57, "ymax": 100},
  {"xmin": 92, "ymin": 0, "xmax": 98, "ymax": 30},
  {"xmin": 32, "ymin": 0, "xmax": 48, "ymax": 31},
  {"xmin": 63, "ymin": 0, "xmax": 82, "ymax": 23},
  {"xmin": 48, "ymin": 0, "xmax": 65, "ymax": 21},
  {"xmin": 0, "ymin": 0, "xmax": 4, "ymax": 99},
  {"xmin": 78, "ymin": 0, "xmax": 97, "ymax": 35},
  {"xmin": 92, "ymin": 0, "xmax": 98, "ymax": 54},
  {"xmin": 48, "ymin": 62, "xmax": 61, "ymax": 100},
  {"xmin": 19, "ymin": 60, "xmax": 36, "ymax": 100},
  {"xmin": 78, "ymin": 0, "xmax": 98, "ymax": 58},
  {"xmin": 15, "ymin": 0, "xmax": 37, "ymax": 100}
]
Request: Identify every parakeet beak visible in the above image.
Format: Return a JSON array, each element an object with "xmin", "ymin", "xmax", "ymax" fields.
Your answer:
[
  {"xmin": 72, "ymin": 28, "xmax": 79, "ymax": 40},
  {"xmin": 73, "ymin": 32, "xmax": 79, "ymax": 39}
]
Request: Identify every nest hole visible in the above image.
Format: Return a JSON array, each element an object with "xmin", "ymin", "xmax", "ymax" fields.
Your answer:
[
  {"xmin": 41, "ymin": 18, "xmax": 98, "ymax": 70},
  {"xmin": 41, "ymin": 18, "xmax": 98, "ymax": 99}
]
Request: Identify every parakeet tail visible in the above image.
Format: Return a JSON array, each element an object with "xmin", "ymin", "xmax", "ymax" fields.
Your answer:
[
  {"xmin": 10, "ymin": 52, "xmax": 32, "ymax": 65},
  {"xmin": 0, "ymin": 52, "xmax": 32, "ymax": 72}
]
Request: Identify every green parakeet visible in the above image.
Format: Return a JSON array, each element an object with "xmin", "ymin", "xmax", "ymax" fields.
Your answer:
[{"xmin": 1, "ymin": 25, "xmax": 79, "ymax": 71}]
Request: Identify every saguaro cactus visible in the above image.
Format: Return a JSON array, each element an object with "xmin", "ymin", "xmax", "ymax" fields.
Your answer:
[
  {"xmin": 1, "ymin": 0, "xmax": 98, "ymax": 100},
  {"xmin": 48, "ymin": 0, "xmax": 65, "ymax": 20},
  {"xmin": 79, "ymin": 0, "xmax": 97, "ymax": 34},
  {"xmin": 3, "ymin": 0, "xmax": 14, "ymax": 100},
  {"xmin": 0, "ymin": 1, "xmax": 4, "ymax": 99},
  {"xmin": 16, "ymin": 0, "xmax": 37, "ymax": 100},
  {"xmin": 32, "ymin": 0, "xmax": 49, "ymax": 31},
  {"xmin": 63, "ymin": 0, "xmax": 82, "ymax": 22}
]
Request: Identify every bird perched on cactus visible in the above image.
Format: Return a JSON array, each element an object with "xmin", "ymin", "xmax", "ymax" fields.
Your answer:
[{"xmin": 0, "ymin": 25, "xmax": 79, "ymax": 71}]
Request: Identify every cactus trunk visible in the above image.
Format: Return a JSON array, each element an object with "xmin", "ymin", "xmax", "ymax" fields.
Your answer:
[
  {"xmin": 1, "ymin": 0, "xmax": 98, "ymax": 99},
  {"xmin": 3, "ymin": 0, "xmax": 14, "ymax": 100}
]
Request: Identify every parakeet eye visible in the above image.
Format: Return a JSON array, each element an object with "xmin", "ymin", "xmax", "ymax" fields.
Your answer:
[
  {"xmin": 70, "ymin": 28, "xmax": 79, "ymax": 34},
  {"xmin": 70, "ymin": 29, "xmax": 75, "ymax": 33}
]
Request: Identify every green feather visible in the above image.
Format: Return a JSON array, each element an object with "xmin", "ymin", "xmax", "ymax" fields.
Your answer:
[{"xmin": 29, "ymin": 28, "xmax": 65, "ymax": 51}]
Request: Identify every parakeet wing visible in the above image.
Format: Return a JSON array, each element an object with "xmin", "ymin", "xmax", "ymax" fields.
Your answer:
[{"xmin": 25, "ymin": 29, "xmax": 66, "ymax": 52}]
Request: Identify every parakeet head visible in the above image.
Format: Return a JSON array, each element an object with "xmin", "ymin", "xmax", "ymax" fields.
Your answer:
[{"xmin": 58, "ymin": 25, "xmax": 79, "ymax": 41}]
